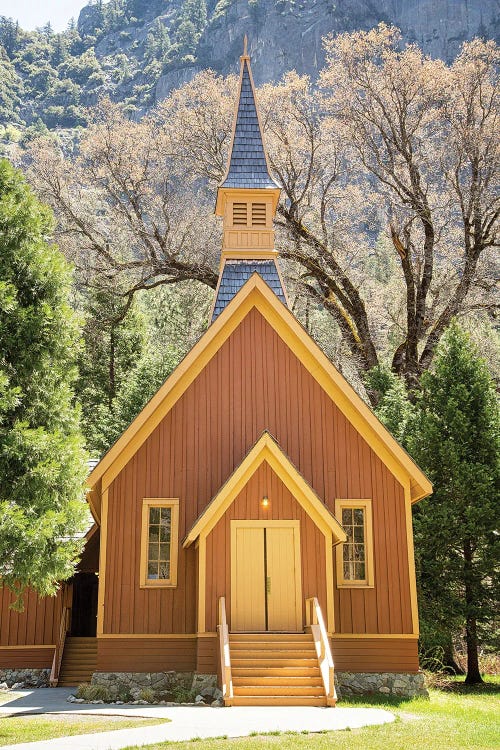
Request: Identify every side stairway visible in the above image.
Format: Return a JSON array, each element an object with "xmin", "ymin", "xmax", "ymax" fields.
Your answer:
[
  {"xmin": 57, "ymin": 637, "xmax": 97, "ymax": 686},
  {"xmin": 229, "ymin": 633, "xmax": 327, "ymax": 706}
]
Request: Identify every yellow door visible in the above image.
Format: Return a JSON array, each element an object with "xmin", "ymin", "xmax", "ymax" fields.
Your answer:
[
  {"xmin": 266, "ymin": 526, "xmax": 301, "ymax": 631},
  {"xmin": 231, "ymin": 522, "xmax": 302, "ymax": 632},
  {"xmin": 231, "ymin": 526, "xmax": 266, "ymax": 631}
]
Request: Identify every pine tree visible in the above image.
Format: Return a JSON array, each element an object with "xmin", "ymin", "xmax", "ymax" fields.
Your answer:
[
  {"xmin": 0, "ymin": 159, "xmax": 88, "ymax": 607},
  {"xmin": 408, "ymin": 321, "xmax": 500, "ymax": 683},
  {"xmin": 75, "ymin": 287, "xmax": 146, "ymax": 457}
]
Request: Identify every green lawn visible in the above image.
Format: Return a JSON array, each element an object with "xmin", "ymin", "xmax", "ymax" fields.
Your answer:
[
  {"xmin": 125, "ymin": 678, "xmax": 499, "ymax": 750},
  {"xmin": 0, "ymin": 715, "xmax": 167, "ymax": 746}
]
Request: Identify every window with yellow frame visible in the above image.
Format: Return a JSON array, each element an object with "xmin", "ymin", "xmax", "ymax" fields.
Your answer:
[
  {"xmin": 140, "ymin": 499, "xmax": 179, "ymax": 588},
  {"xmin": 334, "ymin": 499, "xmax": 374, "ymax": 588}
]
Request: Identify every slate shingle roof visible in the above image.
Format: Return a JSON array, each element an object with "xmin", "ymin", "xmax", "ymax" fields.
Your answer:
[
  {"xmin": 221, "ymin": 60, "xmax": 279, "ymax": 190},
  {"xmin": 212, "ymin": 260, "xmax": 287, "ymax": 322}
]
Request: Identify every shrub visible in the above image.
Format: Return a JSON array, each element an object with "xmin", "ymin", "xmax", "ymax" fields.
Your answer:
[
  {"xmin": 76, "ymin": 683, "xmax": 111, "ymax": 701},
  {"xmin": 138, "ymin": 688, "xmax": 156, "ymax": 703}
]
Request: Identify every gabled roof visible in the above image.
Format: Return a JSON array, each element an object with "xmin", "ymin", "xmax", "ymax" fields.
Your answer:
[
  {"xmin": 183, "ymin": 431, "xmax": 347, "ymax": 547},
  {"xmin": 211, "ymin": 259, "xmax": 287, "ymax": 322},
  {"xmin": 219, "ymin": 44, "xmax": 279, "ymax": 191},
  {"xmin": 87, "ymin": 273, "xmax": 432, "ymax": 520}
]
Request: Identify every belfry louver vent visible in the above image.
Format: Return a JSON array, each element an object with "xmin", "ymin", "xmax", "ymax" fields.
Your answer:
[
  {"xmin": 252, "ymin": 203, "xmax": 266, "ymax": 226},
  {"xmin": 233, "ymin": 203, "xmax": 248, "ymax": 225}
]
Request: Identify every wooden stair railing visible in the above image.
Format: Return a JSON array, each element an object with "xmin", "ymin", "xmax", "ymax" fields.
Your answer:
[
  {"xmin": 218, "ymin": 597, "xmax": 233, "ymax": 706},
  {"xmin": 305, "ymin": 597, "xmax": 336, "ymax": 706},
  {"xmin": 49, "ymin": 605, "xmax": 71, "ymax": 687}
]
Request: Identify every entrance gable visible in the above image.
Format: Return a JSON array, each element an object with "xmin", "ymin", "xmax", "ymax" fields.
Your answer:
[
  {"xmin": 183, "ymin": 431, "xmax": 347, "ymax": 549},
  {"xmin": 198, "ymin": 450, "xmax": 338, "ymax": 633}
]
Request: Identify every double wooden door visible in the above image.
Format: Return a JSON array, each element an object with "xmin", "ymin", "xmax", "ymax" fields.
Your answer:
[{"xmin": 231, "ymin": 521, "xmax": 302, "ymax": 632}]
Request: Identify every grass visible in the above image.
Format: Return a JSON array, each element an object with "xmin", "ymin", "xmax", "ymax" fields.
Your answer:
[
  {"xmin": 0, "ymin": 715, "xmax": 168, "ymax": 746},
  {"xmin": 124, "ymin": 677, "xmax": 500, "ymax": 750}
]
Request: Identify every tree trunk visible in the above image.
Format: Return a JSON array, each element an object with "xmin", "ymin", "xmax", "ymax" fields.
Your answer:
[{"xmin": 464, "ymin": 538, "xmax": 483, "ymax": 684}]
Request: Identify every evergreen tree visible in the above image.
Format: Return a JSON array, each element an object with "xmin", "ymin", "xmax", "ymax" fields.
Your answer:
[
  {"xmin": 182, "ymin": 0, "xmax": 207, "ymax": 34},
  {"xmin": 408, "ymin": 322, "xmax": 500, "ymax": 683},
  {"xmin": 0, "ymin": 159, "xmax": 88, "ymax": 606},
  {"xmin": 75, "ymin": 287, "xmax": 146, "ymax": 456},
  {"xmin": 364, "ymin": 365, "xmax": 414, "ymax": 444}
]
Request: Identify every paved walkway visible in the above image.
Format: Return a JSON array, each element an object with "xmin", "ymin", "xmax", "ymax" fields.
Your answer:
[{"xmin": 0, "ymin": 688, "xmax": 395, "ymax": 750}]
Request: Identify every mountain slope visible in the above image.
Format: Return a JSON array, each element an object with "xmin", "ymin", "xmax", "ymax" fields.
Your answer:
[{"xmin": 0, "ymin": 0, "xmax": 498, "ymax": 130}]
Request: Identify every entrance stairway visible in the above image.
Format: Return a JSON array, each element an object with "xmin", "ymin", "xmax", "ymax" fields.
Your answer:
[
  {"xmin": 230, "ymin": 632, "xmax": 327, "ymax": 706},
  {"xmin": 218, "ymin": 596, "xmax": 336, "ymax": 706},
  {"xmin": 57, "ymin": 637, "xmax": 97, "ymax": 686}
]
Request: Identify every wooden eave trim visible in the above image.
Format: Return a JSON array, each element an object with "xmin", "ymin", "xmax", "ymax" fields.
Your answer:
[
  {"xmin": 87, "ymin": 274, "xmax": 432, "ymax": 502},
  {"xmin": 216, "ymin": 187, "xmax": 281, "ymax": 217},
  {"xmin": 85, "ymin": 523, "xmax": 99, "ymax": 542},
  {"xmin": 182, "ymin": 431, "xmax": 347, "ymax": 548}
]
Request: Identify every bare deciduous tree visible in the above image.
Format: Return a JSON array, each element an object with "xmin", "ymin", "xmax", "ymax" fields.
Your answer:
[{"xmin": 25, "ymin": 31, "xmax": 499, "ymax": 397}]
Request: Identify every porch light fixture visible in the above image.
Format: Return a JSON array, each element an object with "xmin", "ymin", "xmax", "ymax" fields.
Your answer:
[{"xmin": 261, "ymin": 495, "xmax": 270, "ymax": 509}]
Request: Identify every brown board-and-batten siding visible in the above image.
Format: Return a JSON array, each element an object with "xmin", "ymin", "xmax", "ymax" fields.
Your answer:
[
  {"xmin": 102, "ymin": 307, "xmax": 414, "ymax": 654},
  {"xmin": 0, "ymin": 587, "xmax": 65, "ymax": 668}
]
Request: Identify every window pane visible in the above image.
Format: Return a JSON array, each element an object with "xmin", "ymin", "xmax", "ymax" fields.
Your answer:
[
  {"xmin": 160, "ymin": 507, "xmax": 171, "ymax": 523},
  {"xmin": 342, "ymin": 508, "xmax": 353, "ymax": 526},
  {"xmin": 159, "ymin": 543, "xmax": 170, "ymax": 560},
  {"xmin": 354, "ymin": 508, "xmax": 364, "ymax": 525},
  {"xmin": 148, "ymin": 543, "xmax": 159, "ymax": 561},
  {"xmin": 354, "ymin": 525, "xmax": 364, "ymax": 542},
  {"xmin": 149, "ymin": 507, "xmax": 160, "ymax": 524},
  {"xmin": 147, "ymin": 562, "xmax": 158, "ymax": 578},
  {"xmin": 343, "ymin": 561, "xmax": 351, "ymax": 578},
  {"xmin": 148, "ymin": 527, "xmax": 159, "ymax": 544},
  {"xmin": 354, "ymin": 544, "xmax": 365, "ymax": 562},
  {"xmin": 159, "ymin": 524, "xmax": 170, "ymax": 543},
  {"xmin": 159, "ymin": 562, "xmax": 170, "ymax": 579},
  {"xmin": 358, "ymin": 562, "xmax": 366, "ymax": 580}
]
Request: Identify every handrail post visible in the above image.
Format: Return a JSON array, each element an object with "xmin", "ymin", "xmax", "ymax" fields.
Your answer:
[
  {"xmin": 307, "ymin": 596, "xmax": 337, "ymax": 706},
  {"xmin": 49, "ymin": 605, "xmax": 70, "ymax": 687},
  {"xmin": 217, "ymin": 596, "xmax": 233, "ymax": 706}
]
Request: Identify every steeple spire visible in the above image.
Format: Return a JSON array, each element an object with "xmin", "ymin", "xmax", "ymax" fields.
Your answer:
[
  {"xmin": 211, "ymin": 38, "xmax": 286, "ymax": 323},
  {"xmin": 217, "ymin": 38, "xmax": 279, "ymax": 194}
]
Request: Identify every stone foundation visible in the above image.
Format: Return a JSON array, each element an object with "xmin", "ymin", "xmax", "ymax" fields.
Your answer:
[
  {"xmin": 0, "ymin": 668, "xmax": 50, "ymax": 688},
  {"xmin": 335, "ymin": 671, "xmax": 428, "ymax": 699},
  {"xmin": 91, "ymin": 671, "xmax": 219, "ymax": 703}
]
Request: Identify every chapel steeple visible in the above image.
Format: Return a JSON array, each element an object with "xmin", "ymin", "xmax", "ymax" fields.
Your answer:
[{"xmin": 212, "ymin": 37, "xmax": 287, "ymax": 322}]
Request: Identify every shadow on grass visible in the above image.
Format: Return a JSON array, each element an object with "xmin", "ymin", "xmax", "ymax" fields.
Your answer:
[{"xmin": 438, "ymin": 679, "xmax": 500, "ymax": 695}]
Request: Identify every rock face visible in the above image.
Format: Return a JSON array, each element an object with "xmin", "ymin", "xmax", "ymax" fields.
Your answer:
[
  {"xmin": 155, "ymin": 0, "xmax": 500, "ymax": 98},
  {"xmin": 335, "ymin": 670, "xmax": 428, "ymax": 698},
  {"xmin": 0, "ymin": 668, "xmax": 50, "ymax": 688}
]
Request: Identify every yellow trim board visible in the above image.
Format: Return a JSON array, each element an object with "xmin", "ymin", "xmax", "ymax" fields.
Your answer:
[
  {"xmin": 183, "ymin": 432, "xmax": 347, "ymax": 547},
  {"xmin": 404, "ymin": 482, "xmax": 420, "ymax": 636},
  {"xmin": 87, "ymin": 274, "xmax": 432, "ymax": 505},
  {"xmin": 96, "ymin": 487, "xmax": 108, "ymax": 635},
  {"xmin": 331, "ymin": 633, "xmax": 419, "ymax": 639},
  {"xmin": 0, "ymin": 645, "xmax": 56, "ymax": 649},
  {"xmin": 98, "ymin": 633, "xmax": 200, "ymax": 639}
]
